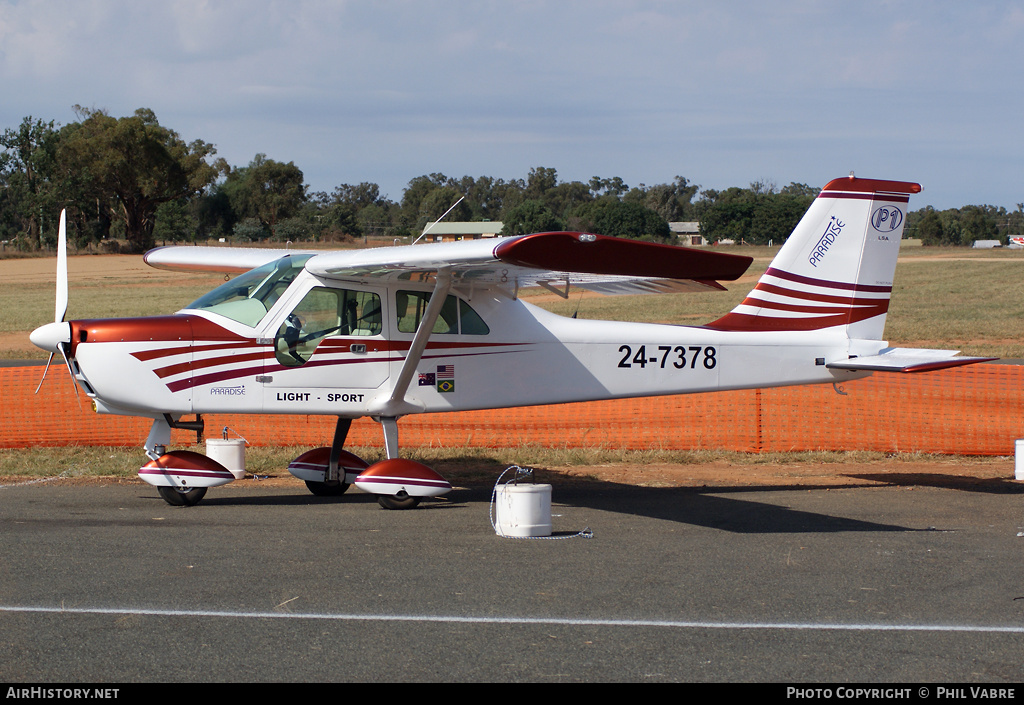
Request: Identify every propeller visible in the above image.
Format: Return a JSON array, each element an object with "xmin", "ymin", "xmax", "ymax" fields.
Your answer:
[{"xmin": 30, "ymin": 209, "xmax": 75, "ymax": 395}]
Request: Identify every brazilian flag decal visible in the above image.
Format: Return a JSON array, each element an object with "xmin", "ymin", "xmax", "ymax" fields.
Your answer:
[{"xmin": 436, "ymin": 364, "xmax": 455, "ymax": 393}]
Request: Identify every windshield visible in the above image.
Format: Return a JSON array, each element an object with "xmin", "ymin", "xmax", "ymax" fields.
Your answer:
[{"xmin": 185, "ymin": 254, "xmax": 313, "ymax": 327}]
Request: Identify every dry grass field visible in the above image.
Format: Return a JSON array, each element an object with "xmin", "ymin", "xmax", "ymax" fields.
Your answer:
[{"xmin": 2, "ymin": 245, "xmax": 1022, "ymax": 487}]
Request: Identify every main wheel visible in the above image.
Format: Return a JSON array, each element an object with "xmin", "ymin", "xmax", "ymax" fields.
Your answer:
[
  {"xmin": 377, "ymin": 492, "xmax": 421, "ymax": 510},
  {"xmin": 304, "ymin": 480, "xmax": 350, "ymax": 496},
  {"xmin": 157, "ymin": 485, "xmax": 207, "ymax": 507}
]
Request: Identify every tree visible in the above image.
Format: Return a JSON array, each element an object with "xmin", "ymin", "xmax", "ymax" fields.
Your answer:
[
  {"xmin": 960, "ymin": 205, "xmax": 999, "ymax": 244},
  {"xmin": 330, "ymin": 182, "xmax": 384, "ymax": 210},
  {"xmin": 224, "ymin": 154, "xmax": 306, "ymax": 238},
  {"xmin": 152, "ymin": 199, "xmax": 199, "ymax": 243},
  {"xmin": 502, "ymin": 199, "xmax": 564, "ymax": 236},
  {"xmin": 698, "ymin": 186, "xmax": 814, "ymax": 245},
  {"xmin": 569, "ymin": 199, "xmax": 670, "ymax": 241},
  {"xmin": 401, "ymin": 173, "xmax": 451, "ymax": 226},
  {"xmin": 56, "ymin": 107, "xmax": 223, "ymax": 252},
  {"xmin": 526, "ymin": 166, "xmax": 558, "ymax": 199},
  {"xmin": 624, "ymin": 176, "xmax": 701, "ymax": 222},
  {"xmin": 307, "ymin": 190, "xmax": 363, "ymax": 241},
  {"xmin": 417, "ymin": 186, "xmax": 472, "ymax": 231},
  {"xmin": 0, "ymin": 116, "xmax": 60, "ymax": 247},
  {"xmin": 542, "ymin": 180, "xmax": 592, "ymax": 220},
  {"xmin": 915, "ymin": 208, "xmax": 945, "ymax": 245},
  {"xmin": 588, "ymin": 175, "xmax": 629, "ymax": 198}
]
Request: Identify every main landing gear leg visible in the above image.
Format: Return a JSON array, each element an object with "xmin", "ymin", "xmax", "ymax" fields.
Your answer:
[
  {"xmin": 291, "ymin": 417, "xmax": 366, "ymax": 497},
  {"xmin": 381, "ymin": 416, "xmax": 400, "ymax": 459},
  {"xmin": 328, "ymin": 417, "xmax": 352, "ymax": 481},
  {"xmin": 376, "ymin": 416, "xmax": 418, "ymax": 509}
]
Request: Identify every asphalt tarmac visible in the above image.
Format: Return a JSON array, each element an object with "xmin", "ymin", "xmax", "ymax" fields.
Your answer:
[{"xmin": 2, "ymin": 475, "xmax": 1024, "ymax": 684}]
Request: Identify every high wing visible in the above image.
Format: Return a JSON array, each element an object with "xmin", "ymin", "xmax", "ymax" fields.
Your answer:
[
  {"xmin": 144, "ymin": 232, "xmax": 753, "ymax": 295},
  {"xmin": 144, "ymin": 245, "xmax": 318, "ymax": 273}
]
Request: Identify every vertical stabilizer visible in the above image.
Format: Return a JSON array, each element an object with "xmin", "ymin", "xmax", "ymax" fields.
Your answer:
[{"xmin": 707, "ymin": 176, "xmax": 920, "ymax": 340}]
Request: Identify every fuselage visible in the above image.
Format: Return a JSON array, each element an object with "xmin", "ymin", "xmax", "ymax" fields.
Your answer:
[{"xmin": 64, "ymin": 266, "xmax": 872, "ymax": 421}]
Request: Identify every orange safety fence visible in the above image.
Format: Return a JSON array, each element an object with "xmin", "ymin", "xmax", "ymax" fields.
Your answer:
[{"xmin": 2, "ymin": 363, "xmax": 1024, "ymax": 455}]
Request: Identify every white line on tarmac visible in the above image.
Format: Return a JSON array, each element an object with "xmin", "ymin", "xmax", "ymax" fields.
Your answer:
[{"xmin": 3, "ymin": 605, "xmax": 1024, "ymax": 634}]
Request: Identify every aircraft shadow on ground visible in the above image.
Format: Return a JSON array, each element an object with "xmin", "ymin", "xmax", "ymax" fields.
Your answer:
[
  {"xmin": 843, "ymin": 472, "xmax": 1024, "ymax": 494},
  {"xmin": 524, "ymin": 481, "xmax": 910, "ymax": 535},
  {"xmin": 451, "ymin": 463, "xmax": 1024, "ymax": 534},
  {"xmin": 136, "ymin": 458, "xmax": 1024, "ymax": 534}
]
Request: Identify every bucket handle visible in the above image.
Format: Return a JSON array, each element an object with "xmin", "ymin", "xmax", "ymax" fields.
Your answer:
[{"xmin": 220, "ymin": 426, "xmax": 249, "ymax": 444}]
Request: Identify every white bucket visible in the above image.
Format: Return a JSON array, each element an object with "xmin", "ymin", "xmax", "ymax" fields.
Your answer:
[
  {"xmin": 206, "ymin": 438, "xmax": 246, "ymax": 480},
  {"xmin": 1016, "ymin": 440, "xmax": 1024, "ymax": 481},
  {"xmin": 495, "ymin": 483, "xmax": 552, "ymax": 537}
]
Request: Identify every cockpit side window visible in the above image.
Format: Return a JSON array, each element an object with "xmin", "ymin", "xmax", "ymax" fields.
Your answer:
[
  {"xmin": 185, "ymin": 255, "xmax": 313, "ymax": 328},
  {"xmin": 395, "ymin": 290, "xmax": 489, "ymax": 335},
  {"xmin": 275, "ymin": 287, "xmax": 382, "ymax": 367}
]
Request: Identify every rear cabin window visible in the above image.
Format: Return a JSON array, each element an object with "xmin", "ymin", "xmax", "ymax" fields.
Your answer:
[{"xmin": 396, "ymin": 291, "xmax": 489, "ymax": 335}]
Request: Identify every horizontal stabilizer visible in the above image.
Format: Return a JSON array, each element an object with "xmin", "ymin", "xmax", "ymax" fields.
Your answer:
[{"xmin": 827, "ymin": 348, "xmax": 997, "ymax": 373}]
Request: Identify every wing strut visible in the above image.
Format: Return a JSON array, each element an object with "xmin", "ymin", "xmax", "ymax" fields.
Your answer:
[{"xmin": 375, "ymin": 269, "xmax": 453, "ymax": 421}]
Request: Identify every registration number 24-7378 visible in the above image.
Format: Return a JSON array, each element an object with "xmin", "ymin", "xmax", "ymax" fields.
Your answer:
[{"xmin": 617, "ymin": 344, "xmax": 718, "ymax": 370}]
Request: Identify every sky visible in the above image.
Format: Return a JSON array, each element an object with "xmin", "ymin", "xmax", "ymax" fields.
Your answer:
[{"xmin": 1, "ymin": 0, "xmax": 1022, "ymax": 211}]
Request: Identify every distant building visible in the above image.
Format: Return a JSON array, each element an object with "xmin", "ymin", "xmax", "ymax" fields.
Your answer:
[
  {"xmin": 670, "ymin": 222, "xmax": 704, "ymax": 246},
  {"xmin": 421, "ymin": 222, "xmax": 503, "ymax": 242}
]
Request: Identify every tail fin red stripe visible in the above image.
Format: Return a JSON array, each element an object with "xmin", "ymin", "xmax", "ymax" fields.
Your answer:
[{"xmin": 764, "ymin": 267, "xmax": 892, "ymax": 294}]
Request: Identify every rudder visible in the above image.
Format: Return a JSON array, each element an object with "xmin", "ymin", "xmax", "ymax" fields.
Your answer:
[{"xmin": 707, "ymin": 175, "xmax": 920, "ymax": 340}]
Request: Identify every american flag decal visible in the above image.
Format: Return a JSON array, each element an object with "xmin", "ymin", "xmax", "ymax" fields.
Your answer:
[{"xmin": 436, "ymin": 364, "xmax": 455, "ymax": 393}]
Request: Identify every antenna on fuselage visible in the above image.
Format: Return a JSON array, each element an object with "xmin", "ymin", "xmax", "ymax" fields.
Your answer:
[{"xmin": 413, "ymin": 196, "xmax": 465, "ymax": 245}]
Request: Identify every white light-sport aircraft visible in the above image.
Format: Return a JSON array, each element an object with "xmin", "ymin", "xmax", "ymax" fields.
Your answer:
[{"xmin": 31, "ymin": 176, "xmax": 993, "ymax": 508}]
